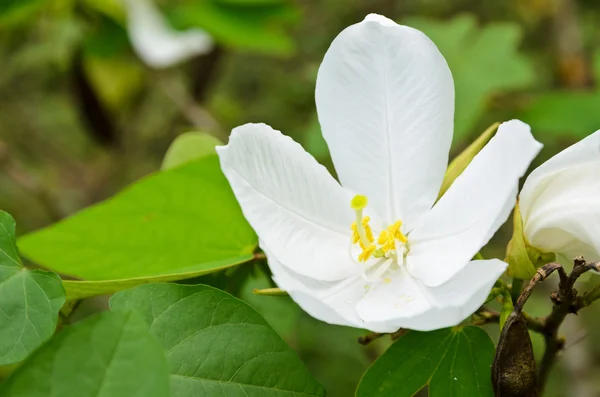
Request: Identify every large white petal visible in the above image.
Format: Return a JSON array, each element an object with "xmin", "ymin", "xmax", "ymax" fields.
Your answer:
[
  {"xmin": 125, "ymin": 0, "xmax": 213, "ymax": 68},
  {"xmin": 424, "ymin": 259, "xmax": 507, "ymax": 309},
  {"xmin": 263, "ymin": 242, "xmax": 368, "ymax": 330},
  {"xmin": 315, "ymin": 14, "xmax": 454, "ymax": 228},
  {"xmin": 355, "ymin": 260, "xmax": 506, "ymax": 332},
  {"xmin": 407, "ymin": 120, "xmax": 542, "ymax": 287},
  {"xmin": 217, "ymin": 123, "xmax": 358, "ymax": 281},
  {"xmin": 520, "ymin": 130, "xmax": 600, "ymax": 261},
  {"xmin": 356, "ymin": 266, "xmax": 433, "ymax": 329}
]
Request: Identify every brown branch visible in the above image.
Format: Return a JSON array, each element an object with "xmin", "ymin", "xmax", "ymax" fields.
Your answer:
[
  {"xmin": 358, "ymin": 328, "xmax": 408, "ymax": 346},
  {"xmin": 492, "ymin": 257, "xmax": 600, "ymax": 395},
  {"xmin": 472, "ymin": 308, "xmax": 546, "ymax": 334},
  {"xmin": 358, "ymin": 332, "xmax": 384, "ymax": 345},
  {"xmin": 514, "ymin": 262, "xmax": 564, "ymax": 313},
  {"xmin": 537, "ymin": 257, "xmax": 597, "ymax": 391},
  {"xmin": 472, "ymin": 308, "xmax": 500, "ymax": 326},
  {"xmin": 253, "ymin": 252, "xmax": 267, "ymax": 261}
]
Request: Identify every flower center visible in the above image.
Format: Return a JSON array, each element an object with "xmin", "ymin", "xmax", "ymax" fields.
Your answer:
[{"xmin": 350, "ymin": 195, "xmax": 408, "ymax": 282}]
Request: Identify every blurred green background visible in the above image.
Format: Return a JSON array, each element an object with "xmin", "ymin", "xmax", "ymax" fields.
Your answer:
[{"xmin": 2, "ymin": 0, "xmax": 600, "ymax": 395}]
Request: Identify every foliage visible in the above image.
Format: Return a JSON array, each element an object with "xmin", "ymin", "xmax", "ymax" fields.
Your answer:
[
  {"xmin": 0, "ymin": 211, "xmax": 65, "ymax": 365},
  {"xmin": 3, "ymin": 1, "xmax": 600, "ymax": 396},
  {"xmin": 405, "ymin": 14, "xmax": 536, "ymax": 142},
  {"xmin": 111, "ymin": 283, "xmax": 326, "ymax": 396},
  {"xmin": 0, "ymin": 311, "xmax": 170, "ymax": 397},
  {"xmin": 161, "ymin": 132, "xmax": 222, "ymax": 169},
  {"xmin": 357, "ymin": 327, "xmax": 495, "ymax": 397},
  {"xmin": 18, "ymin": 155, "xmax": 257, "ymax": 300},
  {"xmin": 166, "ymin": 0, "xmax": 298, "ymax": 55}
]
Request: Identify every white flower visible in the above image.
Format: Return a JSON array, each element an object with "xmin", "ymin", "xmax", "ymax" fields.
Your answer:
[
  {"xmin": 519, "ymin": 130, "xmax": 600, "ymax": 264},
  {"xmin": 124, "ymin": 0, "xmax": 213, "ymax": 69},
  {"xmin": 217, "ymin": 14, "xmax": 542, "ymax": 332}
]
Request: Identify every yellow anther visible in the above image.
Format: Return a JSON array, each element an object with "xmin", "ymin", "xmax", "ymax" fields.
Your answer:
[
  {"xmin": 358, "ymin": 244, "xmax": 376, "ymax": 262},
  {"xmin": 386, "ymin": 220, "xmax": 408, "ymax": 243},
  {"xmin": 351, "ymin": 195, "xmax": 368, "ymax": 210},
  {"xmin": 377, "ymin": 230, "xmax": 389, "ymax": 245},
  {"xmin": 351, "ymin": 222, "xmax": 359, "ymax": 243},
  {"xmin": 351, "ymin": 196, "xmax": 374, "ymax": 259},
  {"xmin": 349, "ymin": 195, "xmax": 408, "ymax": 264},
  {"xmin": 363, "ymin": 217, "xmax": 374, "ymax": 243}
]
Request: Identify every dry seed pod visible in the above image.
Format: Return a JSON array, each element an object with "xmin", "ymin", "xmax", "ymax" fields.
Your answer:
[{"xmin": 492, "ymin": 312, "xmax": 538, "ymax": 397}]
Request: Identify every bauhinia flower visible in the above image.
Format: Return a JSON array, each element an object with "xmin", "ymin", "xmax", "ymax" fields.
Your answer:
[
  {"xmin": 124, "ymin": 0, "xmax": 213, "ymax": 68},
  {"xmin": 516, "ymin": 129, "xmax": 600, "ymax": 270},
  {"xmin": 217, "ymin": 14, "xmax": 542, "ymax": 332}
]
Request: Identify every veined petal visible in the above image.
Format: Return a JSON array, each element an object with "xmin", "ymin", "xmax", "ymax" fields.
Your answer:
[
  {"xmin": 125, "ymin": 0, "xmax": 213, "ymax": 68},
  {"xmin": 356, "ymin": 267, "xmax": 433, "ymax": 328},
  {"xmin": 217, "ymin": 123, "xmax": 358, "ymax": 281},
  {"xmin": 407, "ymin": 120, "xmax": 542, "ymax": 287},
  {"xmin": 315, "ymin": 14, "xmax": 454, "ymax": 228},
  {"xmin": 520, "ymin": 130, "xmax": 600, "ymax": 261},
  {"xmin": 424, "ymin": 259, "xmax": 507, "ymax": 309},
  {"xmin": 263, "ymin": 242, "xmax": 367, "ymax": 329},
  {"xmin": 355, "ymin": 260, "xmax": 506, "ymax": 332}
]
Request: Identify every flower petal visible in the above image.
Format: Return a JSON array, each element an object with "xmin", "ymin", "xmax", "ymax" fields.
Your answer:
[
  {"xmin": 263, "ymin": 242, "xmax": 367, "ymax": 329},
  {"xmin": 217, "ymin": 123, "xmax": 358, "ymax": 281},
  {"xmin": 520, "ymin": 130, "xmax": 600, "ymax": 261},
  {"xmin": 407, "ymin": 120, "xmax": 542, "ymax": 287},
  {"xmin": 356, "ymin": 260, "xmax": 506, "ymax": 332},
  {"xmin": 315, "ymin": 14, "xmax": 454, "ymax": 228},
  {"xmin": 356, "ymin": 267, "xmax": 433, "ymax": 329},
  {"xmin": 125, "ymin": 0, "xmax": 213, "ymax": 68},
  {"xmin": 424, "ymin": 259, "xmax": 507, "ymax": 309}
]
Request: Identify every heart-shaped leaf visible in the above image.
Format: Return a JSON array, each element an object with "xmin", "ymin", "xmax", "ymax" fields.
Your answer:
[
  {"xmin": 18, "ymin": 155, "xmax": 258, "ymax": 300},
  {"xmin": 356, "ymin": 326, "xmax": 494, "ymax": 397},
  {"xmin": 0, "ymin": 311, "xmax": 170, "ymax": 397},
  {"xmin": 0, "ymin": 211, "xmax": 65, "ymax": 365},
  {"xmin": 110, "ymin": 283, "xmax": 326, "ymax": 397}
]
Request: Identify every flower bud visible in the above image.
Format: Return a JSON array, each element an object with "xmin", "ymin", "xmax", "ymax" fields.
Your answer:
[
  {"xmin": 438, "ymin": 122, "xmax": 499, "ymax": 199},
  {"xmin": 506, "ymin": 201, "xmax": 538, "ymax": 280}
]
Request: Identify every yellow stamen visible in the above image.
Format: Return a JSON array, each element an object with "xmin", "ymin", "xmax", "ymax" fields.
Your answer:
[
  {"xmin": 350, "ymin": 194, "xmax": 408, "ymax": 264},
  {"xmin": 351, "ymin": 195, "xmax": 372, "ymax": 251},
  {"xmin": 358, "ymin": 244, "xmax": 376, "ymax": 262},
  {"xmin": 387, "ymin": 220, "xmax": 408, "ymax": 243}
]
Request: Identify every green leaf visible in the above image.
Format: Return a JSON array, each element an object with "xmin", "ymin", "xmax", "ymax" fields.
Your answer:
[
  {"xmin": 110, "ymin": 283, "xmax": 326, "ymax": 397},
  {"xmin": 18, "ymin": 155, "xmax": 257, "ymax": 299},
  {"xmin": 0, "ymin": 311, "xmax": 170, "ymax": 397},
  {"xmin": 0, "ymin": 211, "xmax": 65, "ymax": 365},
  {"xmin": 162, "ymin": 132, "xmax": 222, "ymax": 170},
  {"xmin": 405, "ymin": 15, "xmax": 535, "ymax": 141},
  {"xmin": 356, "ymin": 326, "xmax": 494, "ymax": 397},
  {"xmin": 167, "ymin": 1, "xmax": 297, "ymax": 55}
]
